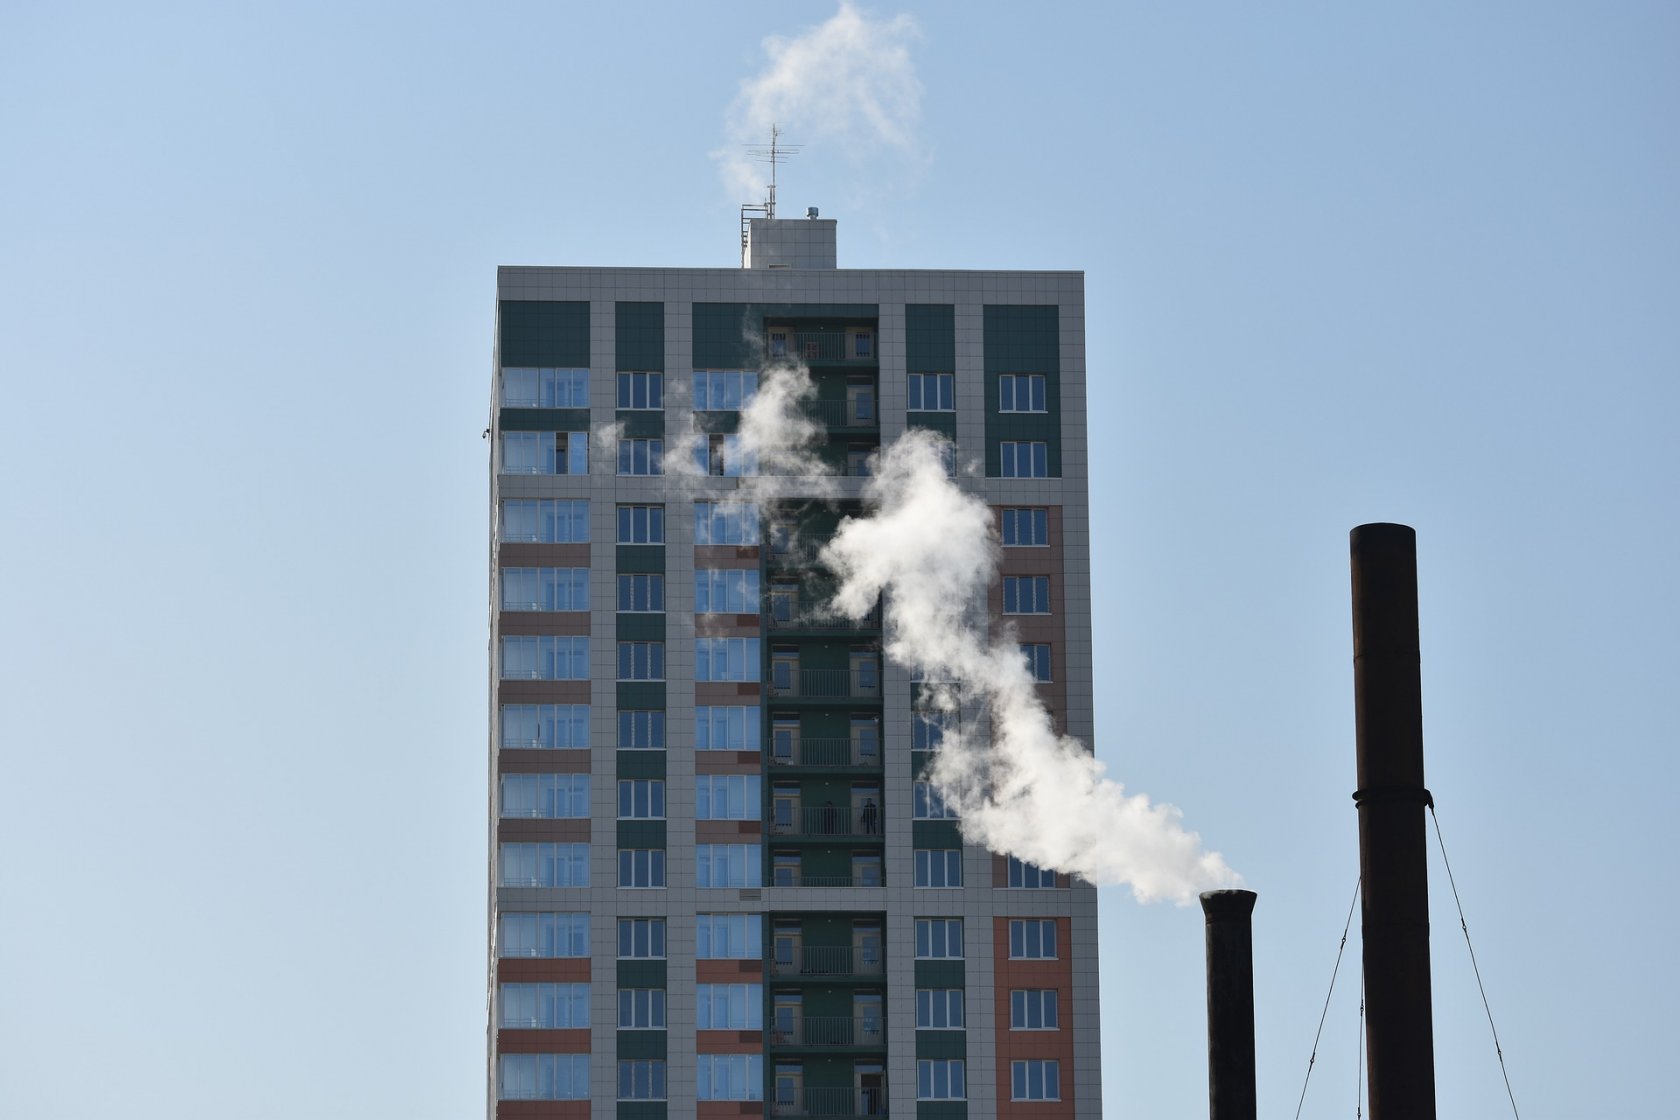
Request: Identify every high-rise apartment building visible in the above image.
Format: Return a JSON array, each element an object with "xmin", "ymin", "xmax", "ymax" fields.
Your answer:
[{"xmin": 488, "ymin": 219, "xmax": 1099, "ymax": 1119}]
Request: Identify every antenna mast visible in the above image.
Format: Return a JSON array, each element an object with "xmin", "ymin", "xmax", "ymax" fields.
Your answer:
[{"xmin": 739, "ymin": 125, "xmax": 802, "ymax": 266}]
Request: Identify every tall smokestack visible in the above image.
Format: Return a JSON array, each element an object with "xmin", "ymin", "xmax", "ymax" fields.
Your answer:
[
  {"xmin": 1349, "ymin": 523, "xmax": 1437, "ymax": 1119},
  {"xmin": 1201, "ymin": 889, "xmax": 1258, "ymax": 1120}
]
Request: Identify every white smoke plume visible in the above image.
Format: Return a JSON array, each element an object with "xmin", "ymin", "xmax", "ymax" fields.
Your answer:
[
  {"xmin": 716, "ymin": 1, "xmax": 923, "ymax": 201},
  {"xmin": 662, "ymin": 362, "xmax": 839, "ymax": 508},
  {"xmin": 823, "ymin": 431, "xmax": 1241, "ymax": 904}
]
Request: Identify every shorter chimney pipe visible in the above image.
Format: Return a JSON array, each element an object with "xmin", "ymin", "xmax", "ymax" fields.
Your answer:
[{"xmin": 1202, "ymin": 889, "xmax": 1258, "ymax": 1120}]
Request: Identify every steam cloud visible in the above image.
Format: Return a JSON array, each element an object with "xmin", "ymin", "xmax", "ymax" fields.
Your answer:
[
  {"xmin": 665, "ymin": 364, "xmax": 1240, "ymax": 905},
  {"xmin": 716, "ymin": 1, "xmax": 923, "ymax": 202}
]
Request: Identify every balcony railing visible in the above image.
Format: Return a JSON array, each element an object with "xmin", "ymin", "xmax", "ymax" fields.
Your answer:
[
  {"xmin": 801, "ymin": 398, "xmax": 879, "ymax": 428},
  {"xmin": 769, "ymin": 668, "xmax": 881, "ymax": 700},
  {"xmin": 772, "ymin": 1087, "xmax": 887, "ymax": 1118},
  {"xmin": 768, "ymin": 607, "xmax": 881, "ymax": 633},
  {"xmin": 770, "ymin": 1015, "xmax": 886, "ymax": 1049},
  {"xmin": 769, "ymin": 945, "xmax": 885, "ymax": 978},
  {"xmin": 771, "ymin": 869, "xmax": 883, "ymax": 889},
  {"xmin": 769, "ymin": 738, "xmax": 881, "ymax": 769},
  {"xmin": 769, "ymin": 331, "xmax": 874, "ymax": 365},
  {"xmin": 771, "ymin": 806, "xmax": 884, "ymax": 838}
]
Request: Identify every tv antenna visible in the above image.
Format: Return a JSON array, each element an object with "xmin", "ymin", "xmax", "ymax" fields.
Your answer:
[{"xmin": 746, "ymin": 124, "xmax": 801, "ymax": 219}]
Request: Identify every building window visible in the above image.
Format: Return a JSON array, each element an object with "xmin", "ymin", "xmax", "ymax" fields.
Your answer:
[
  {"xmin": 697, "ymin": 844, "xmax": 763, "ymax": 888},
  {"xmin": 501, "ymin": 704, "xmax": 589, "ymax": 750},
  {"xmin": 502, "ymin": 367, "xmax": 588, "ymax": 409},
  {"xmin": 502, "ymin": 431, "xmax": 588, "ymax": 475},
  {"xmin": 693, "ymin": 370, "xmax": 759, "ymax": 410},
  {"xmin": 501, "ymin": 774, "xmax": 590, "ymax": 819},
  {"xmin": 616, "ymin": 504, "xmax": 665, "ymax": 544},
  {"xmin": 914, "ymin": 918, "xmax": 963, "ymax": 959},
  {"xmin": 697, "ymin": 914, "xmax": 763, "ymax": 959},
  {"xmin": 1020, "ymin": 643, "xmax": 1053, "ymax": 682},
  {"xmin": 500, "ymin": 982, "xmax": 589, "ymax": 1029},
  {"xmin": 697, "ymin": 774, "xmax": 762, "ymax": 820},
  {"xmin": 1003, "ymin": 575, "xmax": 1051, "ymax": 614},
  {"xmin": 998, "ymin": 373, "xmax": 1048, "ymax": 413},
  {"xmin": 1001, "ymin": 506, "xmax": 1049, "ymax": 546},
  {"xmin": 617, "ymin": 918, "xmax": 666, "ymax": 959},
  {"xmin": 696, "ymin": 637, "xmax": 760, "ymax": 682},
  {"xmin": 907, "ymin": 372, "xmax": 955, "ymax": 411},
  {"xmin": 912, "ymin": 711, "xmax": 952, "ymax": 751},
  {"xmin": 499, "ymin": 843, "xmax": 589, "ymax": 888},
  {"xmin": 618, "ymin": 710, "xmax": 665, "ymax": 750},
  {"xmin": 501, "ymin": 568, "xmax": 589, "ymax": 612},
  {"xmin": 1011, "ymin": 1059, "xmax": 1061, "ymax": 1101},
  {"xmin": 617, "ymin": 641, "xmax": 666, "ymax": 681},
  {"xmin": 500, "ymin": 636, "xmax": 588, "ymax": 680},
  {"xmin": 695, "ymin": 500, "xmax": 760, "ymax": 545},
  {"xmin": 618, "ymin": 988, "xmax": 667, "ymax": 1028},
  {"xmin": 1009, "ymin": 918, "xmax": 1058, "ymax": 960},
  {"xmin": 699, "ymin": 1054, "xmax": 765, "ymax": 1101},
  {"xmin": 498, "ymin": 912, "xmax": 589, "ymax": 958},
  {"xmin": 915, "ymin": 849, "xmax": 963, "ymax": 888},
  {"xmin": 617, "ymin": 779, "xmax": 667, "ymax": 819},
  {"xmin": 697, "ymin": 984, "xmax": 764, "ymax": 1030},
  {"xmin": 916, "ymin": 989, "xmax": 965, "ymax": 1030},
  {"xmin": 696, "ymin": 569, "xmax": 760, "ymax": 613},
  {"xmin": 917, "ymin": 1059, "xmax": 966, "ymax": 1101},
  {"xmin": 1011, "ymin": 989, "xmax": 1060, "ymax": 1030},
  {"xmin": 912, "ymin": 782, "xmax": 958, "ymax": 820},
  {"xmin": 617, "ymin": 371, "xmax": 664, "ymax": 410},
  {"xmin": 501, "ymin": 498, "xmax": 589, "ymax": 543},
  {"xmin": 617, "ymin": 573, "xmax": 665, "ymax": 612},
  {"xmin": 618, "ymin": 1059, "xmax": 667, "ymax": 1101},
  {"xmin": 696, "ymin": 705, "xmax": 761, "ymax": 751},
  {"xmin": 697, "ymin": 432, "xmax": 758, "ymax": 476},
  {"xmin": 618, "ymin": 849, "xmax": 666, "ymax": 888},
  {"xmin": 498, "ymin": 1053, "xmax": 589, "ymax": 1101},
  {"xmin": 1007, "ymin": 855, "xmax": 1058, "ymax": 889},
  {"xmin": 999, "ymin": 440, "xmax": 1049, "ymax": 478},
  {"xmin": 617, "ymin": 438, "xmax": 664, "ymax": 476},
  {"xmin": 769, "ymin": 331, "xmax": 788, "ymax": 358}
]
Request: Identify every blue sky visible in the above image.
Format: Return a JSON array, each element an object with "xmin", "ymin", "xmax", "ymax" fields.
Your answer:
[{"xmin": 1, "ymin": 2, "xmax": 1674, "ymax": 1116}]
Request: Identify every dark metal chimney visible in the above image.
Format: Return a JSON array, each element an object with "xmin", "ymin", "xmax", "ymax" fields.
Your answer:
[
  {"xmin": 1349, "ymin": 523, "xmax": 1437, "ymax": 1119},
  {"xmin": 1201, "ymin": 889, "xmax": 1258, "ymax": 1120}
]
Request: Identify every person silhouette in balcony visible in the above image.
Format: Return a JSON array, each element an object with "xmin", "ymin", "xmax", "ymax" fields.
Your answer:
[
  {"xmin": 823, "ymin": 799, "xmax": 837, "ymax": 835},
  {"xmin": 860, "ymin": 797, "xmax": 878, "ymax": 834}
]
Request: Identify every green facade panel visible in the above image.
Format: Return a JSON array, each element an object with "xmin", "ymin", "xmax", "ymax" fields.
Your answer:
[
  {"xmin": 500, "ymin": 300, "xmax": 589, "ymax": 367},
  {"xmin": 908, "ymin": 412, "xmax": 957, "ymax": 438},
  {"xmin": 616, "ymin": 1030, "xmax": 666, "ymax": 1059},
  {"xmin": 616, "ymin": 682, "xmax": 666, "ymax": 710},
  {"xmin": 916, "ymin": 1102, "xmax": 968, "ymax": 1120},
  {"xmin": 616, "ymin": 410, "xmax": 665, "ymax": 438},
  {"xmin": 616, "ymin": 751, "xmax": 667, "ymax": 780},
  {"xmin": 915, "ymin": 1030, "xmax": 967, "ymax": 1059},
  {"xmin": 616, "ymin": 545, "xmax": 666, "ymax": 573},
  {"xmin": 615, "ymin": 302, "xmax": 664, "ymax": 370},
  {"xmin": 617, "ymin": 960, "xmax": 666, "ymax": 988},
  {"xmin": 617, "ymin": 1101, "xmax": 667, "ymax": 1120},
  {"xmin": 499, "ymin": 407, "xmax": 590, "ymax": 432},
  {"xmin": 914, "ymin": 960, "xmax": 965, "ymax": 989},
  {"xmin": 983, "ymin": 303, "xmax": 1062, "ymax": 478},
  {"xmin": 906, "ymin": 304, "xmax": 956, "ymax": 371},
  {"xmin": 912, "ymin": 821, "xmax": 963, "ymax": 849},
  {"xmin": 616, "ymin": 820, "xmax": 667, "ymax": 848},
  {"xmin": 616, "ymin": 613, "xmax": 666, "ymax": 641}
]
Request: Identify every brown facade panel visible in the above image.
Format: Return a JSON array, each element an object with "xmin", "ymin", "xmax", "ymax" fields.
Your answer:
[
  {"xmin": 498, "ymin": 750, "xmax": 592, "ymax": 775},
  {"xmin": 694, "ymin": 1029, "xmax": 765, "ymax": 1053},
  {"xmin": 496, "ymin": 1028, "xmax": 590, "ymax": 1054},
  {"xmin": 993, "ymin": 916, "xmax": 1076, "ymax": 1115},
  {"xmin": 498, "ymin": 613, "xmax": 591, "ymax": 637},
  {"xmin": 695, "ymin": 616, "xmax": 763, "ymax": 638},
  {"xmin": 500, "ymin": 544, "xmax": 591, "ymax": 568},
  {"xmin": 696, "ymin": 958, "xmax": 762, "ymax": 982},
  {"xmin": 498, "ymin": 819, "xmax": 591, "ymax": 843},
  {"xmin": 696, "ymin": 820, "xmax": 762, "ymax": 842},
  {"xmin": 695, "ymin": 750, "xmax": 765, "ymax": 773},
  {"xmin": 696, "ymin": 682, "xmax": 762, "ymax": 704},
  {"xmin": 697, "ymin": 1102, "xmax": 765, "ymax": 1119},
  {"xmin": 497, "ymin": 958, "xmax": 590, "ymax": 983},
  {"xmin": 497, "ymin": 1099, "xmax": 590, "ymax": 1119},
  {"xmin": 694, "ymin": 545, "xmax": 761, "ymax": 565},
  {"xmin": 498, "ymin": 681, "xmax": 591, "ymax": 705}
]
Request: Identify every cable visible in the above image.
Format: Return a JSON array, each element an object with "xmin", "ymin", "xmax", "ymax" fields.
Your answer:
[
  {"xmin": 1295, "ymin": 875, "xmax": 1361, "ymax": 1120},
  {"xmin": 1429, "ymin": 804, "xmax": 1521, "ymax": 1119}
]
